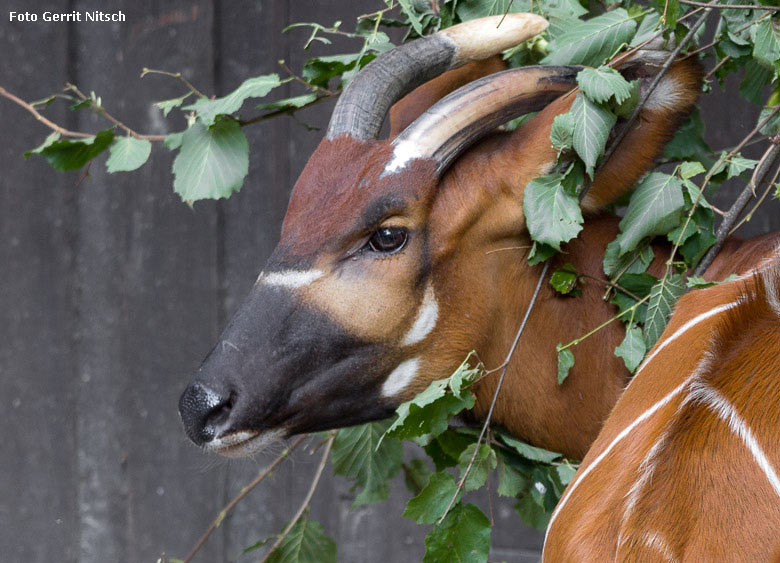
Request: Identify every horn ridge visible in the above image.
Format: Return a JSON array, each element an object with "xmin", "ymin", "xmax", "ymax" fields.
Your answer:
[
  {"xmin": 385, "ymin": 65, "xmax": 581, "ymax": 176},
  {"xmin": 326, "ymin": 13, "xmax": 550, "ymax": 141}
]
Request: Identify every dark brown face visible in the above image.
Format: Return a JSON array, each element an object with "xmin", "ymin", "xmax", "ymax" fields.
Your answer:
[{"xmin": 178, "ymin": 138, "xmax": 450, "ymax": 457}]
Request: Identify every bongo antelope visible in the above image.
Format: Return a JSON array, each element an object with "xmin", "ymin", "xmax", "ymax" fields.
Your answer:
[
  {"xmin": 178, "ymin": 14, "xmax": 773, "ymax": 465},
  {"xmin": 543, "ymin": 249, "xmax": 780, "ymax": 561}
]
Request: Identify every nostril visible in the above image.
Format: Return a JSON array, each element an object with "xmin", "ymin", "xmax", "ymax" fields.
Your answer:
[
  {"xmin": 178, "ymin": 383, "xmax": 232, "ymax": 446},
  {"xmin": 204, "ymin": 397, "xmax": 232, "ymax": 431}
]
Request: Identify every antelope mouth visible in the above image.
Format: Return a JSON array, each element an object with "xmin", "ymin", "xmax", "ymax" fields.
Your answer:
[{"xmin": 204, "ymin": 429, "xmax": 285, "ymax": 458}]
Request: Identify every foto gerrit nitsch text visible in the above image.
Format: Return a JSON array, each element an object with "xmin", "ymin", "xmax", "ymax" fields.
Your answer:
[{"xmin": 9, "ymin": 11, "xmax": 126, "ymax": 22}]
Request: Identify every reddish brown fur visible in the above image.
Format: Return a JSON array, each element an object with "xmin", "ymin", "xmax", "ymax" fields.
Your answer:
[
  {"xmin": 389, "ymin": 56, "xmax": 507, "ymax": 137},
  {"xmin": 276, "ymin": 55, "xmax": 776, "ymax": 463},
  {"xmin": 545, "ymin": 252, "xmax": 780, "ymax": 561}
]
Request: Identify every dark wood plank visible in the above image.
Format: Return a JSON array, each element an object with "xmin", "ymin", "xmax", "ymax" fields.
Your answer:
[
  {"xmin": 700, "ymin": 77, "xmax": 780, "ymax": 239},
  {"xmin": 68, "ymin": 1, "xmax": 223, "ymax": 561},
  {"xmin": 0, "ymin": 2, "xmax": 78, "ymax": 561}
]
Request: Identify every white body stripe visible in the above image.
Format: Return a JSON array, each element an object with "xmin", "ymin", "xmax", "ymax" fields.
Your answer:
[
  {"xmin": 633, "ymin": 301, "xmax": 740, "ymax": 380},
  {"xmin": 259, "ymin": 269, "xmax": 323, "ymax": 289},
  {"xmin": 544, "ymin": 301, "xmax": 740, "ymax": 555},
  {"xmin": 640, "ymin": 531, "xmax": 677, "ymax": 563},
  {"xmin": 403, "ymin": 285, "xmax": 439, "ymax": 345},
  {"xmin": 687, "ymin": 381, "xmax": 780, "ymax": 499},
  {"xmin": 381, "ymin": 358, "xmax": 420, "ymax": 397},
  {"xmin": 545, "ymin": 379, "xmax": 688, "ymax": 543}
]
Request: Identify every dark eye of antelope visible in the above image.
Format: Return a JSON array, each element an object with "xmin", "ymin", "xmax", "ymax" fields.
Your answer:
[{"xmin": 367, "ymin": 226, "xmax": 407, "ymax": 254}]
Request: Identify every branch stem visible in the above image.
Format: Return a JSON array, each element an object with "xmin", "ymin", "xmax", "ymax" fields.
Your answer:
[
  {"xmin": 695, "ymin": 137, "xmax": 780, "ymax": 275},
  {"xmin": 439, "ymin": 261, "xmax": 550, "ymax": 524},
  {"xmin": 0, "ymin": 85, "xmax": 93, "ymax": 138},
  {"xmin": 678, "ymin": 0, "xmax": 780, "ymax": 11},
  {"xmin": 259, "ymin": 432, "xmax": 336, "ymax": 563},
  {"xmin": 182, "ymin": 435, "xmax": 306, "ymax": 563}
]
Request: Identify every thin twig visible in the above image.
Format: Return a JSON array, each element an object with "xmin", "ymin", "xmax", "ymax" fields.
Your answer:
[
  {"xmin": 0, "ymin": 85, "xmax": 93, "ymax": 138},
  {"xmin": 678, "ymin": 0, "xmax": 780, "ymax": 11},
  {"xmin": 729, "ymin": 162, "xmax": 780, "ymax": 235},
  {"xmin": 279, "ymin": 61, "xmax": 336, "ymax": 97},
  {"xmin": 238, "ymin": 92, "xmax": 337, "ymax": 126},
  {"xmin": 580, "ymin": 273, "xmax": 643, "ymax": 301},
  {"xmin": 439, "ymin": 261, "xmax": 551, "ymax": 524},
  {"xmin": 65, "ymin": 83, "xmax": 166, "ymax": 141},
  {"xmin": 141, "ymin": 68, "xmax": 207, "ymax": 98},
  {"xmin": 704, "ymin": 55, "xmax": 732, "ymax": 81},
  {"xmin": 259, "ymin": 432, "xmax": 336, "ymax": 563},
  {"xmin": 484, "ymin": 245, "xmax": 532, "ymax": 255},
  {"xmin": 695, "ymin": 137, "xmax": 780, "ymax": 275},
  {"xmin": 182, "ymin": 436, "xmax": 306, "ymax": 563}
]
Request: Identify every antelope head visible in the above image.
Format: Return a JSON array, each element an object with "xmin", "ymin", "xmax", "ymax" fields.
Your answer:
[{"xmin": 179, "ymin": 14, "xmax": 702, "ymax": 458}]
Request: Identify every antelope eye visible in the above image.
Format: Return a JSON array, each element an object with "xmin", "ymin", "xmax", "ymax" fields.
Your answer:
[{"xmin": 367, "ymin": 226, "xmax": 407, "ymax": 254}]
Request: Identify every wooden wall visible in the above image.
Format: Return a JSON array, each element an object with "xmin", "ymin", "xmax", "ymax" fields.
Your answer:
[{"xmin": 0, "ymin": 1, "xmax": 776, "ymax": 561}]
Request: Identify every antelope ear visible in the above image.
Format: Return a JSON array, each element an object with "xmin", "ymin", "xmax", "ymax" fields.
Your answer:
[
  {"xmin": 494, "ymin": 57, "xmax": 702, "ymax": 212},
  {"xmin": 389, "ymin": 56, "xmax": 507, "ymax": 138}
]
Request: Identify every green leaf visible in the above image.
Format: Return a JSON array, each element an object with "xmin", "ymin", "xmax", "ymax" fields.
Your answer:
[
  {"xmin": 570, "ymin": 93, "xmax": 617, "ymax": 177},
  {"xmin": 616, "ymin": 173, "xmax": 685, "ymax": 254},
  {"xmin": 164, "ymin": 131, "xmax": 184, "ymax": 151},
  {"xmin": 497, "ymin": 458, "xmax": 528, "ymax": 497},
  {"xmin": 384, "ymin": 356, "xmax": 480, "ymax": 441},
  {"xmin": 686, "ymin": 274, "xmax": 738, "ymax": 289},
  {"xmin": 550, "ymin": 263, "xmax": 579, "ymax": 295},
  {"xmin": 106, "ymin": 136, "xmax": 152, "ymax": 173},
  {"xmin": 613, "ymin": 79, "xmax": 640, "ymax": 119},
  {"xmin": 25, "ymin": 129, "xmax": 115, "ymax": 172},
  {"xmin": 185, "ymin": 73, "xmax": 282, "ymax": 126},
  {"xmin": 523, "ymin": 173, "xmax": 584, "ymax": 251},
  {"xmin": 542, "ymin": 9, "xmax": 638, "ymax": 66},
  {"xmin": 663, "ymin": 110, "xmax": 710, "ymax": 161},
  {"xmin": 668, "ymin": 207, "xmax": 716, "ymax": 266},
  {"xmin": 527, "ymin": 241, "xmax": 558, "ymax": 266},
  {"xmin": 171, "ymin": 119, "xmax": 249, "ymax": 202},
  {"xmin": 614, "ymin": 325, "xmax": 646, "ymax": 373},
  {"xmin": 726, "ymin": 154, "xmax": 758, "ymax": 179},
  {"xmin": 403, "ymin": 471, "xmax": 459, "ymax": 524},
  {"xmin": 458, "ymin": 443, "xmax": 497, "ymax": 492},
  {"xmin": 515, "ymin": 491, "xmax": 551, "ymax": 531},
  {"xmin": 679, "ymin": 161, "xmax": 706, "ymax": 180},
  {"xmin": 751, "ymin": 17, "xmax": 780, "ymax": 73},
  {"xmin": 402, "ymin": 458, "xmax": 433, "ymax": 495},
  {"xmin": 495, "ymin": 430, "xmax": 562, "ymax": 463},
  {"xmin": 644, "ymin": 274, "xmax": 686, "ymax": 348},
  {"xmin": 556, "ymin": 347, "xmax": 575, "ymax": 385},
  {"xmin": 603, "ymin": 241, "xmax": 654, "ymax": 278},
  {"xmin": 550, "ymin": 112, "xmax": 574, "ymax": 151},
  {"xmin": 302, "ymin": 53, "xmax": 369, "ymax": 88},
  {"xmin": 739, "ymin": 60, "xmax": 774, "ymax": 106},
  {"xmin": 423, "ymin": 503, "xmax": 491, "ymax": 563},
  {"xmin": 257, "ymin": 93, "xmax": 319, "ymax": 111},
  {"xmin": 264, "ymin": 518, "xmax": 337, "ymax": 563},
  {"xmin": 155, "ymin": 93, "xmax": 192, "ymax": 117},
  {"xmin": 332, "ymin": 420, "xmax": 402, "ymax": 506},
  {"xmin": 556, "ymin": 462, "xmax": 577, "ymax": 486},
  {"xmin": 397, "ymin": 0, "xmax": 424, "ymax": 35},
  {"xmin": 577, "ymin": 66, "xmax": 633, "ymax": 104},
  {"xmin": 661, "ymin": 0, "xmax": 680, "ymax": 29}
]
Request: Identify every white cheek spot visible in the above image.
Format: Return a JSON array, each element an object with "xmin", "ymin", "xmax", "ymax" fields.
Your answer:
[
  {"xmin": 403, "ymin": 285, "xmax": 439, "ymax": 346},
  {"xmin": 382, "ymin": 139, "xmax": 424, "ymax": 176},
  {"xmin": 258, "ymin": 269, "xmax": 323, "ymax": 289},
  {"xmin": 381, "ymin": 357, "xmax": 420, "ymax": 398}
]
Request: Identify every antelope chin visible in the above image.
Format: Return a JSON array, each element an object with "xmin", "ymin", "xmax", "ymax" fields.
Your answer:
[{"xmin": 204, "ymin": 429, "xmax": 285, "ymax": 458}]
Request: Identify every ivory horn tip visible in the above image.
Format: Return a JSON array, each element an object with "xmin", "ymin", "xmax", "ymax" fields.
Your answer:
[{"xmin": 441, "ymin": 14, "xmax": 549, "ymax": 65}]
